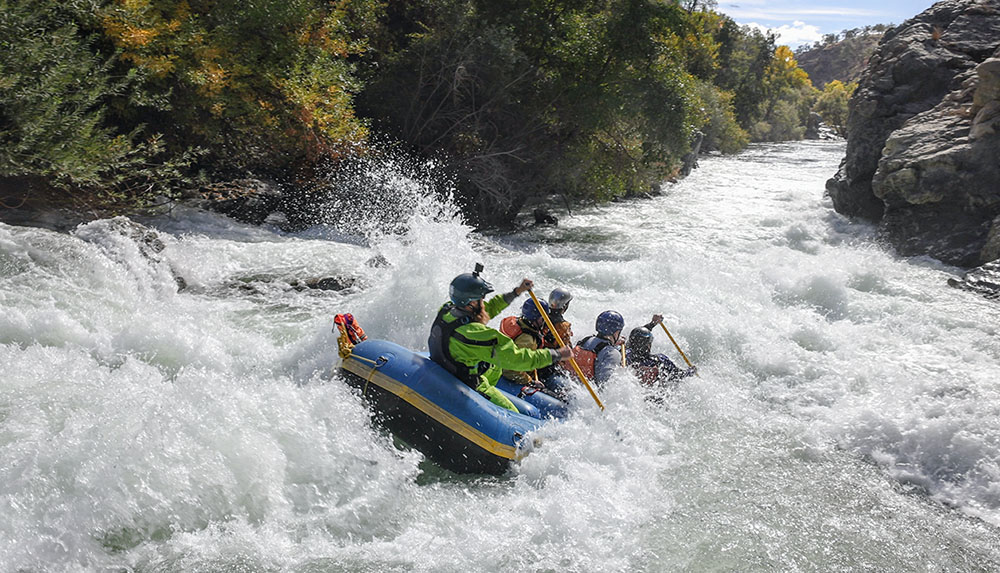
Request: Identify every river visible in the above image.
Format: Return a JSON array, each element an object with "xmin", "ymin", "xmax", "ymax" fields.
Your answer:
[{"xmin": 2, "ymin": 141, "xmax": 999, "ymax": 571}]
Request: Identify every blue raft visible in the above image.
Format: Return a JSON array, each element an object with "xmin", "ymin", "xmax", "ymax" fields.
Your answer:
[{"xmin": 340, "ymin": 339, "xmax": 569, "ymax": 474}]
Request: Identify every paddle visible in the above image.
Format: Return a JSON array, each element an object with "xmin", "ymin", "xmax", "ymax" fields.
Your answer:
[
  {"xmin": 658, "ymin": 322, "xmax": 699, "ymax": 377},
  {"xmin": 528, "ymin": 289, "xmax": 605, "ymax": 410}
]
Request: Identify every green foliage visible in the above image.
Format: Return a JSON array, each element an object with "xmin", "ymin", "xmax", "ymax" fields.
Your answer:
[
  {"xmin": 693, "ymin": 81, "xmax": 749, "ymax": 153},
  {"xmin": 750, "ymin": 99, "xmax": 804, "ymax": 141},
  {"xmin": 0, "ymin": 1, "xmax": 132, "ymax": 185},
  {"xmin": 746, "ymin": 45, "xmax": 817, "ymax": 142},
  {"xmin": 97, "ymin": 0, "xmax": 378, "ymax": 172},
  {"xmin": 359, "ymin": 0, "xmax": 703, "ymax": 223},
  {"xmin": 0, "ymin": 0, "xmax": 379, "ymax": 209},
  {"xmin": 711, "ymin": 20, "xmax": 776, "ymax": 129},
  {"xmin": 813, "ymin": 80, "xmax": 856, "ymax": 136},
  {"xmin": 0, "ymin": 0, "xmax": 822, "ymax": 222},
  {"xmin": 0, "ymin": 0, "xmax": 201, "ymax": 204}
]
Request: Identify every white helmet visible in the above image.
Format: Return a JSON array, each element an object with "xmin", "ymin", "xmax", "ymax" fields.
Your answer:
[{"xmin": 548, "ymin": 287, "xmax": 573, "ymax": 313}]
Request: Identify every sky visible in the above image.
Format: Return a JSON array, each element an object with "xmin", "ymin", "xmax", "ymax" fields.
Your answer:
[{"xmin": 715, "ymin": 0, "xmax": 937, "ymax": 48}]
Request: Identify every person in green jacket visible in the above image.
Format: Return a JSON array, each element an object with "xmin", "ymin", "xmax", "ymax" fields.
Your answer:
[{"xmin": 428, "ymin": 264, "xmax": 572, "ymax": 412}]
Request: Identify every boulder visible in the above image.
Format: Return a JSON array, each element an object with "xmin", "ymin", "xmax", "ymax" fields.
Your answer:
[
  {"xmin": 680, "ymin": 130, "xmax": 704, "ymax": 177},
  {"xmin": 195, "ymin": 179, "xmax": 284, "ymax": 226},
  {"xmin": 532, "ymin": 207, "xmax": 558, "ymax": 226},
  {"xmin": 827, "ymin": 0, "xmax": 1000, "ymax": 266},
  {"xmin": 948, "ymin": 259, "xmax": 1000, "ymax": 299},
  {"xmin": 291, "ymin": 276, "xmax": 359, "ymax": 291},
  {"xmin": 228, "ymin": 274, "xmax": 360, "ymax": 294}
]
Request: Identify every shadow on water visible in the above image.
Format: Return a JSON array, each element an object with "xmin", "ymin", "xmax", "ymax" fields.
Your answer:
[{"xmin": 387, "ymin": 434, "xmax": 514, "ymax": 487}]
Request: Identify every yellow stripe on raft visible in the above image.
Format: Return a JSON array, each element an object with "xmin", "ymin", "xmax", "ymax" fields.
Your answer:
[{"xmin": 342, "ymin": 355, "xmax": 519, "ymax": 460}]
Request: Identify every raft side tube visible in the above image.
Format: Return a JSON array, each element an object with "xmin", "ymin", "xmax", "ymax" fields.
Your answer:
[
  {"xmin": 340, "ymin": 339, "xmax": 545, "ymax": 474},
  {"xmin": 494, "ymin": 377, "xmax": 570, "ymax": 419},
  {"xmin": 414, "ymin": 349, "xmax": 569, "ymax": 419}
]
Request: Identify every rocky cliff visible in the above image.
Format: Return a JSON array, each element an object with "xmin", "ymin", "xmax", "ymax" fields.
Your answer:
[
  {"xmin": 796, "ymin": 31, "xmax": 883, "ymax": 89},
  {"xmin": 826, "ymin": 0, "xmax": 1000, "ymax": 267}
]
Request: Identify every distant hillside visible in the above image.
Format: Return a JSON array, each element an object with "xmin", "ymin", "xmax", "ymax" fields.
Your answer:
[{"xmin": 795, "ymin": 26, "xmax": 889, "ymax": 88}]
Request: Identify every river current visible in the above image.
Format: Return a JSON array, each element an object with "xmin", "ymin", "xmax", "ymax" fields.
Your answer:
[{"xmin": 2, "ymin": 141, "xmax": 1000, "ymax": 571}]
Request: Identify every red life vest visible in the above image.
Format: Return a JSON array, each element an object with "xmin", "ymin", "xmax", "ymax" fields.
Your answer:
[
  {"xmin": 334, "ymin": 313, "xmax": 367, "ymax": 344},
  {"xmin": 499, "ymin": 316, "xmax": 543, "ymax": 347},
  {"xmin": 572, "ymin": 336, "xmax": 611, "ymax": 380},
  {"xmin": 631, "ymin": 363, "xmax": 659, "ymax": 386}
]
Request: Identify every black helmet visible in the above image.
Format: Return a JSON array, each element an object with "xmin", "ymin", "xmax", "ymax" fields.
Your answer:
[
  {"xmin": 628, "ymin": 327, "xmax": 653, "ymax": 356},
  {"xmin": 548, "ymin": 287, "xmax": 573, "ymax": 313},
  {"xmin": 449, "ymin": 263, "xmax": 494, "ymax": 306}
]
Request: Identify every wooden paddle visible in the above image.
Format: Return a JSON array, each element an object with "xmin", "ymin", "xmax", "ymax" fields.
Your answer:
[
  {"xmin": 528, "ymin": 289, "xmax": 604, "ymax": 410},
  {"xmin": 659, "ymin": 322, "xmax": 699, "ymax": 377}
]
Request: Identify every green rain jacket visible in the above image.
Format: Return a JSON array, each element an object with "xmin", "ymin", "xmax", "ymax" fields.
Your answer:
[{"xmin": 436, "ymin": 294, "xmax": 555, "ymax": 389}]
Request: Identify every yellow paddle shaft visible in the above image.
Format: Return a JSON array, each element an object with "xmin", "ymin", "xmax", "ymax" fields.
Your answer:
[
  {"xmin": 659, "ymin": 322, "xmax": 699, "ymax": 377},
  {"xmin": 528, "ymin": 289, "xmax": 605, "ymax": 410}
]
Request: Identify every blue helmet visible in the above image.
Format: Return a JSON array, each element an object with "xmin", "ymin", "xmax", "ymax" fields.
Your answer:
[
  {"xmin": 449, "ymin": 266, "xmax": 494, "ymax": 306},
  {"xmin": 595, "ymin": 310, "xmax": 624, "ymax": 336},
  {"xmin": 521, "ymin": 298, "xmax": 549, "ymax": 321}
]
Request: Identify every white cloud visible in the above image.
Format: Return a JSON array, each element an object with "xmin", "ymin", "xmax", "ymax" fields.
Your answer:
[
  {"xmin": 744, "ymin": 20, "xmax": 823, "ymax": 48},
  {"xmin": 720, "ymin": 4, "xmax": 882, "ymax": 21}
]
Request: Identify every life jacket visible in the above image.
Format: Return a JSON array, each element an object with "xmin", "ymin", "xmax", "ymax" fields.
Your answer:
[
  {"xmin": 499, "ymin": 316, "xmax": 543, "ymax": 348},
  {"xmin": 428, "ymin": 303, "xmax": 493, "ymax": 389},
  {"xmin": 572, "ymin": 335, "xmax": 611, "ymax": 380},
  {"xmin": 627, "ymin": 351, "xmax": 681, "ymax": 386},
  {"xmin": 550, "ymin": 321, "xmax": 572, "ymax": 347},
  {"xmin": 547, "ymin": 312, "xmax": 572, "ymax": 347},
  {"xmin": 333, "ymin": 313, "xmax": 368, "ymax": 359},
  {"xmin": 631, "ymin": 361, "xmax": 660, "ymax": 386}
]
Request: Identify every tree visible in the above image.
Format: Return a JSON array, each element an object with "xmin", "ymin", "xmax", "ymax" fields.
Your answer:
[
  {"xmin": 1, "ymin": 0, "xmax": 381, "ymax": 208},
  {"xmin": 0, "ymin": 0, "xmax": 192, "ymax": 204},
  {"xmin": 98, "ymin": 0, "xmax": 378, "ymax": 174},
  {"xmin": 359, "ymin": 0, "xmax": 700, "ymax": 224},
  {"xmin": 813, "ymin": 80, "xmax": 856, "ymax": 136},
  {"xmin": 713, "ymin": 20, "xmax": 776, "ymax": 129}
]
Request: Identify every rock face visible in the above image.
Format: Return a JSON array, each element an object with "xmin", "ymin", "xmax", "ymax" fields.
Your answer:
[
  {"xmin": 195, "ymin": 179, "xmax": 285, "ymax": 226},
  {"xmin": 827, "ymin": 0, "xmax": 1000, "ymax": 267},
  {"xmin": 796, "ymin": 31, "xmax": 883, "ymax": 89}
]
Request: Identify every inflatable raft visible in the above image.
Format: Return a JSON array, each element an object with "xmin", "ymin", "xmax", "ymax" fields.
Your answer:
[{"xmin": 340, "ymin": 338, "xmax": 568, "ymax": 474}]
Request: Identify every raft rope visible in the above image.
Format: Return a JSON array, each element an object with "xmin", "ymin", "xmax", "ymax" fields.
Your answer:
[{"xmin": 338, "ymin": 348, "xmax": 379, "ymax": 393}]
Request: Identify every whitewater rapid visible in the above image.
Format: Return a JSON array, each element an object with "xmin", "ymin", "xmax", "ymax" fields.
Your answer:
[{"xmin": 2, "ymin": 141, "xmax": 999, "ymax": 571}]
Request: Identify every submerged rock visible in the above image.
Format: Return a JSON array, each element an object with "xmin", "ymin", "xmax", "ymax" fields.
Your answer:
[
  {"xmin": 827, "ymin": 0, "xmax": 1000, "ymax": 267},
  {"xmin": 229, "ymin": 274, "xmax": 360, "ymax": 295},
  {"xmin": 290, "ymin": 276, "xmax": 359, "ymax": 291},
  {"xmin": 75, "ymin": 217, "xmax": 187, "ymax": 291},
  {"xmin": 365, "ymin": 254, "xmax": 390, "ymax": 268},
  {"xmin": 948, "ymin": 259, "xmax": 1000, "ymax": 299}
]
